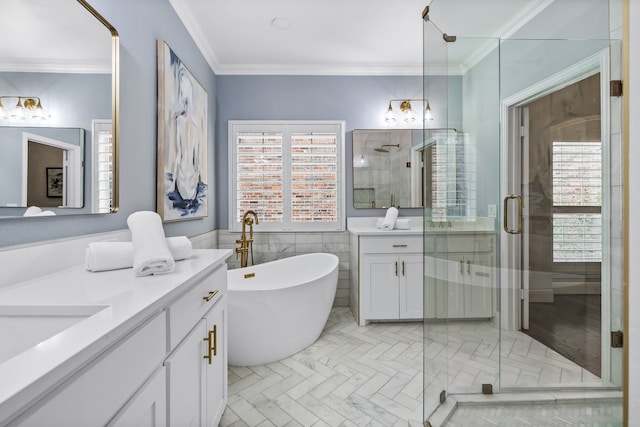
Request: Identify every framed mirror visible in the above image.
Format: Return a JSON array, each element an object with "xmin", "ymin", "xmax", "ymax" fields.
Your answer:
[
  {"xmin": 0, "ymin": 0, "xmax": 119, "ymax": 218},
  {"xmin": 353, "ymin": 128, "xmax": 475, "ymax": 217},
  {"xmin": 353, "ymin": 129, "xmax": 422, "ymax": 208}
]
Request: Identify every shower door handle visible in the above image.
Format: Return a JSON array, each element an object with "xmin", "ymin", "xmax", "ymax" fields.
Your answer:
[{"xmin": 503, "ymin": 194, "xmax": 523, "ymax": 234}]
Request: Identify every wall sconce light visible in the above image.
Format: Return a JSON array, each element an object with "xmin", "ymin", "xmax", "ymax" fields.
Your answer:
[
  {"xmin": 0, "ymin": 96, "xmax": 48, "ymax": 121},
  {"xmin": 385, "ymin": 99, "xmax": 434, "ymax": 123}
]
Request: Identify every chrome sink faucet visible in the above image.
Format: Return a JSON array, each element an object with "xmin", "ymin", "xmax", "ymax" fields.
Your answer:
[{"xmin": 235, "ymin": 210, "xmax": 259, "ymax": 268}]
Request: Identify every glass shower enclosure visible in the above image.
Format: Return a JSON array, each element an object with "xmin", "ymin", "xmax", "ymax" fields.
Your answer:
[{"xmin": 422, "ymin": 0, "xmax": 624, "ymax": 423}]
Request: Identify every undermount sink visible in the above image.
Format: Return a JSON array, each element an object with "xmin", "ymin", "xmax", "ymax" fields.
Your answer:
[{"xmin": 0, "ymin": 305, "xmax": 109, "ymax": 365}]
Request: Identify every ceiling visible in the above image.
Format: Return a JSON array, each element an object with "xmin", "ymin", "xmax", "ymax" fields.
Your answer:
[{"xmin": 169, "ymin": 0, "xmax": 552, "ymax": 76}]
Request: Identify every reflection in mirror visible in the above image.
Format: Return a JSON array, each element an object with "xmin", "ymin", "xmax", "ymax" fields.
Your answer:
[
  {"xmin": 353, "ymin": 129, "xmax": 476, "ymax": 216},
  {"xmin": 0, "ymin": 127, "xmax": 84, "ymax": 209},
  {"xmin": 0, "ymin": 0, "xmax": 119, "ymax": 218},
  {"xmin": 353, "ymin": 129, "xmax": 415, "ymax": 208}
]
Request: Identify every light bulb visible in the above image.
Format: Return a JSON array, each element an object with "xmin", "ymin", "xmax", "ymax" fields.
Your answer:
[
  {"xmin": 360, "ymin": 154, "xmax": 364, "ymax": 165},
  {"xmin": 10, "ymin": 99, "xmax": 26, "ymax": 120},
  {"xmin": 425, "ymin": 102, "xmax": 434, "ymax": 121},
  {"xmin": 384, "ymin": 103, "xmax": 396, "ymax": 123}
]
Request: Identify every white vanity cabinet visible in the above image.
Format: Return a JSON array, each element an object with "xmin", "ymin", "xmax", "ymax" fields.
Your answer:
[
  {"xmin": 165, "ymin": 290, "xmax": 227, "ymax": 427},
  {"xmin": 10, "ymin": 313, "xmax": 167, "ymax": 427},
  {"xmin": 0, "ymin": 248, "xmax": 231, "ymax": 427},
  {"xmin": 424, "ymin": 233, "xmax": 495, "ymax": 319},
  {"xmin": 165, "ymin": 262, "xmax": 228, "ymax": 427},
  {"xmin": 353, "ymin": 234, "xmax": 423, "ymax": 325}
]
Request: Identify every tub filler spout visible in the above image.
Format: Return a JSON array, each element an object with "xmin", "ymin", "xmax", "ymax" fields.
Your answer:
[{"xmin": 235, "ymin": 210, "xmax": 259, "ymax": 268}]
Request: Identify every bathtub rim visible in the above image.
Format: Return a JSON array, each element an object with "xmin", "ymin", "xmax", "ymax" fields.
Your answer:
[{"xmin": 227, "ymin": 252, "xmax": 339, "ymax": 292}]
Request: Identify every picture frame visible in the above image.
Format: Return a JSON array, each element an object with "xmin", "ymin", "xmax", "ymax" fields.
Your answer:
[
  {"xmin": 46, "ymin": 167, "xmax": 63, "ymax": 198},
  {"xmin": 156, "ymin": 39, "xmax": 208, "ymax": 222}
]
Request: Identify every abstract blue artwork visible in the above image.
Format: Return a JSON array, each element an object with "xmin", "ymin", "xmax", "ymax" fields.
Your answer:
[{"xmin": 157, "ymin": 40, "xmax": 208, "ymax": 221}]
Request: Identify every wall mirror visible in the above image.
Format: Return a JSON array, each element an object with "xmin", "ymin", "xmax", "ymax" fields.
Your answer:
[
  {"xmin": 0, "ymin": 0, "xmax": 119, "ymax": 218},
  {"xmin": 353, "ymin": 129, "xmax": 418, "ymax": 208},
  {"xmin": 353, "ymin": 128, "xmax": 475, "ymax": 216}
]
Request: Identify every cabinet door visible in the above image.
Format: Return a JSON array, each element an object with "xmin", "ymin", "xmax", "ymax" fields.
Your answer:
[
  {"xmin": 362, "ymin": 254, "xmax": 399, "ymax": 320},
  {"xmin": 423, "ymin": 254, "xmax": 438, "ymax": 319},
  {"xmin": 107, "ymin": 367, "xmax": 167, "ymax": 427},
  {"xmin": 204, "ymin": 300, "xmax": 227, "ymax": 427},
  {"xmin": 399, "ymin": 254, "xmax": 424, "ymax": 319},
  {"xmin": 165, "ymin": 320, "xmax": 206, "ymax": 427},
  {"xmin": 464, "ymin": 253, "xmax": 494, "ymax": 318},
  {"xmin": 445, "ymin": 256, "xmax": 465, "ymax": 319}
]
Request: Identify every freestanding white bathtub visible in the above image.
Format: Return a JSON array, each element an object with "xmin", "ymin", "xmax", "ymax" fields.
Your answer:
[{"xmin": 227, "ymin": 253, "xmax": 339, "ymax": 366}]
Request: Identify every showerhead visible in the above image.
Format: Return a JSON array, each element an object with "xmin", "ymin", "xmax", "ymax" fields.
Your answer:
[{"xmin": 374, "ymin": 144, "xmax": 400, "ymax": 153}]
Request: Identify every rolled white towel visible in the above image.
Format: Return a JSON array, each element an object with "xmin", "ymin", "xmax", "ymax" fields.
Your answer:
[
  {"xmin": 394, "ymin": 218, "xmax": 411, "ymax": 230},
  {"xmin": 85, "ymin": 236, "xmax": 193, "ymax": 272},
  {"xmin": 127, "ymin": 211, "xmax": 175, "ymax": 276},
  {"xmin": 380, "ymin": 207, "xmax": 398, "ymax": 231},
  {"xmin": 376, "ymin": 217, "xmax": 384, "ymax": 229},
  {"xmin": 23, "ymin": 206, "xmax": 56, "ymax": 217},
  {"xmin": 23, "ymin": 206, "xmax": 41, "ymax": 216},
  {"xmin": 85, "ymin": 242, "xmax": 133, "ymax": 272}
]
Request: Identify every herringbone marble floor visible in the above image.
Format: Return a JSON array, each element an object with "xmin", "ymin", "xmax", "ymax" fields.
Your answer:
[
  {"xmin": 221, "ymin": 307, "xmax": 619, "ymax": 426},
  {"xmin": 446, "ymin": 401, "xmax": 623, "ymax": 426}
]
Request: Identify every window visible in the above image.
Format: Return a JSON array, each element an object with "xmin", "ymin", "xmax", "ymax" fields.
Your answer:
[
  {"xmin": 91, "ymin": 119, "xmax": 113, "ymax": 213},
  {"xmin": 427, "ymin": 131, "xmax": 476, "ymax": 221},
  {"xmin": 229, "ymin": 121, "xmax": 345, "ymax": 232},
  {"xmin": 552, "ymin": 141, "xmax": 602, "ymax": 262}
]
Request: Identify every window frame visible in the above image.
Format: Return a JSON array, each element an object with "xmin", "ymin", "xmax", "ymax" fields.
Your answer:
[{"xmin": 228, "ymin": 120, "xmax": 346, "ymax": 232}]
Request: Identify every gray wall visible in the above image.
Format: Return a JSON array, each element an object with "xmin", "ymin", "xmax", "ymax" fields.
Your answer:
[
  {"xmin": 0, "ymin": 0, "xmax": 217, "ymax": 247},
  {"xmin": 215, "ymin": 74, "xmax": 462, "ymax": 229}
]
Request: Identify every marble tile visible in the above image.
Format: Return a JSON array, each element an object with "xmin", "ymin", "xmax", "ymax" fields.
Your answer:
[{"xmin": 223, "ymin": 308, "xmax": 620, "ymax": 427}]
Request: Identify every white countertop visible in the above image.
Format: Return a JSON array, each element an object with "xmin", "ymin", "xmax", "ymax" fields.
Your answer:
[
  {"xmin": 347, "ymin": 216, "xmax": 496, "ymax": 236},
  {"xmin": 0, "ymin": 249, "xmax": 232, "ymax": 420}
]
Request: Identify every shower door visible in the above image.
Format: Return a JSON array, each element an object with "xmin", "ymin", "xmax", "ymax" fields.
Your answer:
[
  {"xmin": 423, "ymin": 0, "xmax": 624, "ymax": 423},
  {"xmin": 501, "ymin": 39, "xmax": 623, "ymax": 388}
]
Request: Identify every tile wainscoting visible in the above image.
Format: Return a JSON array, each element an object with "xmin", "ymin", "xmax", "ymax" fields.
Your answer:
[{"xmin": 216, "ymin": 230, "xmax": 351, "ymax": 307}]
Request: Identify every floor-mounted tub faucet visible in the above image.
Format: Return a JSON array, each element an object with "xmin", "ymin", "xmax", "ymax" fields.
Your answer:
[{"xmin": 235, "ymin": 210, "xmax": 259, "ymax": 268}]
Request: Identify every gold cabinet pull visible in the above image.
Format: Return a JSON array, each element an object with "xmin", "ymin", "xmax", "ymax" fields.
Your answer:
[
  {"xmin": 392, "ymin": 244, "xmax": 408, "ymax": 248},
  {"xmin": 467, "ymin": 260, "xmax": 471, "ymax": 275},
  {"xmin": 402, "ymin": 261, "xmax": 405, "ymax": 276},
  {"xmin": 395, "ymin": 261, "xmax": 398, "ymax": 276},
  {"xmin": 212, "ymin": 324, "xmax": 217, "ymax": 356},
  {"xmin": 459, "ymin": 259, "xmax": 464, "ymax": 275},
  {"xmin": 203, "ymin": 290, "xmax": 219, "ymax": 302},
  {"xmin": 203, "ymin": 330, "xmax": 213, "ymax": 365}
]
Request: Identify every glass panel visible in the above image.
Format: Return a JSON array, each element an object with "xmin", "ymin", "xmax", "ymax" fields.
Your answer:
[
  {"xmin": 422, "ymin": 12, "xmax": 449, "ymax": 422},
  {"xmin": 442, "ymin": 36, "xmax": 501, "ymax": 399},
  {"xmin": 500, "ymin": 38, "xmax": 614, "ymax": 388},
  {"xmin": 423, "ymin": 0, "xmax": 623, "ymax": 423}
]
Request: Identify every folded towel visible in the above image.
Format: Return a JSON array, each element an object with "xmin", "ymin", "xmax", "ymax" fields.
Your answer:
[
  {"xmin": 23, "ymin": 206, "xmax": 41, "ymax": 216},
  {"xmin": 380, "ymin": 207, "xmax": 398, "ymax": 231},
  {"xmin": 394, "ymin": 218, "xmax": 411, "ymax": 230},
  {"xmin": 376, "ymin": 216, "xmax": 410, "ymax": 230},
  {"xmin": 85, "ymin": 236, "xmax": 192, "ymax": 272},
  {"xmin": 127, "ymin": 211, "xmax": 175, "ymax": 276},
  {"xmin": 23, "ymin": 206, "xmax": 56, "ymax": 217}
]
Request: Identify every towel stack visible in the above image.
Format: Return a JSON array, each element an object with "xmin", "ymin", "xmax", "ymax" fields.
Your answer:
[
  {"xmin": 376, "ymin": 208, "xmax": 411, "ymax": 231},
  {"xmin": 23, "ymin": 206, "xmax": 56, "ymax": 217},
  {"xmin": 86, "ymin": 211, "xmax": 191, "ymax": 276}
]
